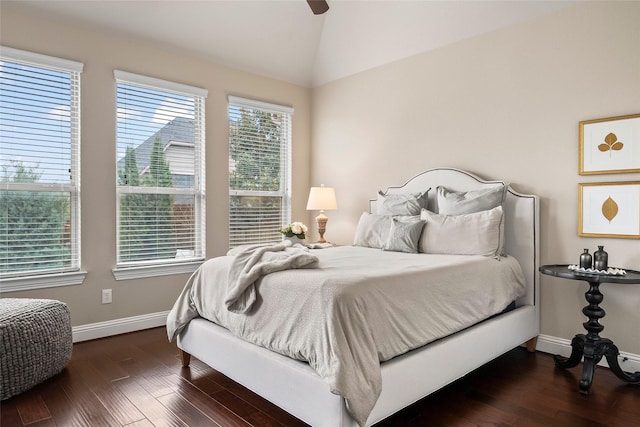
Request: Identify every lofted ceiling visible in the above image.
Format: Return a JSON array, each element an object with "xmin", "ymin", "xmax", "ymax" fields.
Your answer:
[{"xmin": 2, "ymin": 0, "xmax": 576, "ymax": 87}]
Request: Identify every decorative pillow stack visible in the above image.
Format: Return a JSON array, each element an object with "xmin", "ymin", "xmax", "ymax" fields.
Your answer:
[
  {"xmin": 353, "ymin": 191, "xmax": 428, "ymax": 253},
  {"xmin": 354, "ymin": 184, "xmax": 509, "ymax": 257},
  {"xmin": 421, "ymin": 184, "xmax": 507, "ymax": 256}
]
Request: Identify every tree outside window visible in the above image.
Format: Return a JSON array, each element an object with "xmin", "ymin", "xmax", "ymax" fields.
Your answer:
[
  {"xmin": 115, "ymin": 71, "xmax": 206, "ymax": 267},
  {"xmin": 228, "ymin": 98, "xmax": 292, "ymax": 248}
]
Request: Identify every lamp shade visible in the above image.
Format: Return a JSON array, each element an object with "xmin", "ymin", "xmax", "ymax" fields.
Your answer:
[{"xmin": 306, "ymin": 186, "xmax": 337, "ymax": 210}]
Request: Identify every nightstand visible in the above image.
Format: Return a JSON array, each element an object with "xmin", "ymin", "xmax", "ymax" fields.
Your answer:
[{"xmin": 539, "ymin": 264, "xmax": 640, "ymax": 394}]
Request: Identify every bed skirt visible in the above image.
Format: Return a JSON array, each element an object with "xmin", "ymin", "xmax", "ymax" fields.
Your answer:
[{"xmin": 178, "ymin": 304, "xmax": 538, "ymax": 427}]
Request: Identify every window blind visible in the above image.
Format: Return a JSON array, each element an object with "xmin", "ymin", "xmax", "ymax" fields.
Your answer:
[
  {"xmin": 115, "ymin": 71, "xmax": 206, "ymax": 266},
  {"xmin": 0, "ymin": 47, "xmax": 82, "ymax": 277},
  {"xmin": 228, "ymin": 96, "xmax": 292, "ymax": 248}
]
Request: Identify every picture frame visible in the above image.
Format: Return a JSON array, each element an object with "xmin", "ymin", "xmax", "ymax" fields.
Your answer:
[
  {"xmin": 579, "ymin": 113, "xmax": 640, "ymax": 175},
  {"xmin": 578, "ymin": 181, "xmax": 640, "ymax": 239}
]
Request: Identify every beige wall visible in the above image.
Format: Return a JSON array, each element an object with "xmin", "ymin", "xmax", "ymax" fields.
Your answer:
[
  {"xmin": 0, "ymin": 8, "xmax": 312, "ymax": 326},
  {"xmin": 2, "ymin": 2, "xmax": 639, "ymax": 355},
  {"xmin": 311, "ymin": 2, "xmax": 640, "ymax": 353}
]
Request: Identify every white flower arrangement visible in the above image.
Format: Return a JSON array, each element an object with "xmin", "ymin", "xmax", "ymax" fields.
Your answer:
[{"xmin": 280, "ymin": 221, "xmax": 308, "ymax": 239}]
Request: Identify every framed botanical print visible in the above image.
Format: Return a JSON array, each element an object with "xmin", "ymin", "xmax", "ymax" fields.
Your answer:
[
  {"xmin": 579, "ymin": 113, "xmax": 640, "ymax": 175},
  {"xmin": 578, "ymin": 181, "xmax": 640, "ymax": 238}
]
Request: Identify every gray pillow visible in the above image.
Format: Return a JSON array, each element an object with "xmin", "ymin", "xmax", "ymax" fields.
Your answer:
[
  {"xmin": 377, "ymin": 190, "xmax": 429, "ymax": 216},
  {"xmin": 419, "ymin": 206, "xmax": 503, "ymax": 256},
  {"xmin": 383, "ymin": 218, "xmax": 425, "ymax": 253},
  {"xmin": 436, "ymin": 185, "xmax": 506, "ymax": 215}
]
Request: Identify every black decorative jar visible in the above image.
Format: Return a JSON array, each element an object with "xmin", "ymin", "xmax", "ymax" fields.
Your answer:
[
  {"xmin": 579, "ymin": 249, "xmax": 592, "ymax": 269},
  {"xmin": 593, "ymin": 246, "xmax": 608, "ymax": 271}
]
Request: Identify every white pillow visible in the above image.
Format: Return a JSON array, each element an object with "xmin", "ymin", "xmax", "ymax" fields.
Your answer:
[
  {"xmin": 377, "ymin": 190, "xmax": 429, "ymax": 216},
  {"xmin": 353, "ymin": 213, "xmax": 391, "ymax": 248},
  {"xmin": 419, "ymin": 206, "xmax": 504, "ymax": 256},
  {"xmin": 436, "ymin": 185, "xmax": 506, "ymax": 215},
  {"xmin": 353, "ymin": 212, "xmax": 418, "ymax": 249},
  {"xmin": 383, "ymin": 218, "xmax": 425, "ymax": 253}
]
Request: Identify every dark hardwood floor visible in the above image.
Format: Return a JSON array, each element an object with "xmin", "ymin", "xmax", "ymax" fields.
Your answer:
[{"xmin": 1, "ymin": 327, "xmax": 638, "ymax": 426}]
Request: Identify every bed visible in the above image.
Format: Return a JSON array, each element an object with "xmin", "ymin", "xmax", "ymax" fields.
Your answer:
[{"xmin": 168, "ymin": 167, "xmax": 540, "ymax": 427}]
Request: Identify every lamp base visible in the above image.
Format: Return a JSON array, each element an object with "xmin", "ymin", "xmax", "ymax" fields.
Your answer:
[{"xmin": 315, "ymin": 213, "xmax": 328, "ymax": 243}]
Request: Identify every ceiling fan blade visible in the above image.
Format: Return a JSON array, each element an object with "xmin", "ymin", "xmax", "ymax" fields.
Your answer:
[{"xmin": 307, "ymin": 0, "xmax": 329, "ymax": 15}]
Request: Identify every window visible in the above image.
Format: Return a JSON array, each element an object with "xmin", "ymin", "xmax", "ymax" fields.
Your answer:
[
  {"xmin": 114, "ymin": 71, "xmax": 206, "ymax": 278},
  {"xmin": 228, "ymin": 96, "xmax": 292, "ymax": 248},
  {"xmin": 0, "ymin": 47, "xmax": 85, "ymax": 291}
]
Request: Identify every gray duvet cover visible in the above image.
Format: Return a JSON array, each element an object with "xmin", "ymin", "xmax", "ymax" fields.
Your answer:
[{"xmin": 167, "ymin": 246, "xmax": 525, "ymax": 426}]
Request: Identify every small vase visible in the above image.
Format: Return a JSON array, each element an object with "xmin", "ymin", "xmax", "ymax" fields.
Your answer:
[
  {"xmin": 579, "ymin": 249, "xmax": 592, "ymax": 269},
  {"xmin": 593, "ymin": 245, "xmax": 608, "ymax": 271}
]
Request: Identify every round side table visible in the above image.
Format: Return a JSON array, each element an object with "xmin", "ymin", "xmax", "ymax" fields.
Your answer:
[{"xmin": 539, "ymin": 264, "xmax": 640, "ymax": 394}]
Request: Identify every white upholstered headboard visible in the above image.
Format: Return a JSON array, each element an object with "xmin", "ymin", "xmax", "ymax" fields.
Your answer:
[{"xmin": 370, "ymin": 167, "xmax": 539, "ymax": 308}]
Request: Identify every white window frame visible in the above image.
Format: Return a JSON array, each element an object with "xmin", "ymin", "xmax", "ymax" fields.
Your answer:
[
  {"xmin": 228, "ymin": 96, "xmax": 293, "ymax": 248},
  {"xmin": 112, "ymin": 70, "xmax": 207, "ymax": 280},
  {"xmin": 0, "ymin": 46, "xmax": 86, "ymax": 292}
]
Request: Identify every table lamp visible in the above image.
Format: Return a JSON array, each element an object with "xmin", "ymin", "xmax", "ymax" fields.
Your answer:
[{"xmin": 306, "ymin": 185, "xmax": 337, "ymax": 243}]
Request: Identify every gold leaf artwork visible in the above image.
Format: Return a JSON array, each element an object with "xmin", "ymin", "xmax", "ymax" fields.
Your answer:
[
  {"xmin": 601, "ymin": 196, "xmax": 619, "ymax": 223},
  {"xmin": 598, "ymin": 132, "xmax": 624, "ymax": 152}
]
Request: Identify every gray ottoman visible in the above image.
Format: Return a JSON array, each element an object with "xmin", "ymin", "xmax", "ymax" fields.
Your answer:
[{"xmin": 0, "ymin": 298, "xmax": 72, "ymax": 400}]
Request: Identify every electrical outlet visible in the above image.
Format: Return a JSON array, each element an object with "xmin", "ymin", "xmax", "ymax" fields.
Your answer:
[{"xmin": 102, "ymin": 289, "xmax": 112, "ymax": 304}]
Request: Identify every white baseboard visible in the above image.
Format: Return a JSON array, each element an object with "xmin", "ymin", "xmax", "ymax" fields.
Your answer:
[
  {"xmin": 536, "ymin": 334, "xmax": 640, "ymax": 374},
  {"xmin": 72, "ymin": 310, "xmax": 169, "ymax": 343},
  {"xmin": 71, "ymin": 313, "xmax": 640, "ymax": 376}
]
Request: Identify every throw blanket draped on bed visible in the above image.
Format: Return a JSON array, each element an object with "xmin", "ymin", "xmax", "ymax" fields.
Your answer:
[
  {"xmin": 167, "ymin": 246, "xmax": 526, "ymax": 427},
  {"xmin": 225, "ymin": 241, "xmax": 319, "ymax": 313}
]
